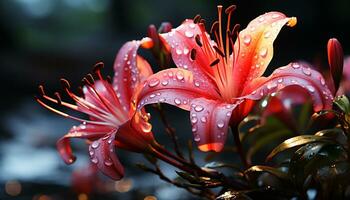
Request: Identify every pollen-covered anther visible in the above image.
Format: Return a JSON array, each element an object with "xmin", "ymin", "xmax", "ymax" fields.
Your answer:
[
  {"xmin": 54, "ymin": 92, "xmax": 62, "ymax": 105},
  {"xmin": 210, "ymin": 58, "xmax": 220, "ymax": 67},
  {"xmin": 93, "ymin": 62, "xmax": 104, "ymax": 73},
  {"xmin": 225, "ymin": 5, "xmax": 236, "ymax": 14},
  {"xmin": 190, "ymin": 49, "xmax": 197, "ymax": 60},
  {"xmin": 38, "ymin": 85, "xmax": 46, "ymax": 96},
  {"xmin": 287, "ymin": 17, "xmax": 297, "ymax": 27},
  {"xmin": 195, "ymin": 35, "xmax": 202, "ymax": 47},
  {"xmin": 210, "ymin": 21, "xmax": 219, "ymax": 34},
  {"xmin": 86, "ymin": 73, "xmax": 95, "ymax": 83},
  {"xmin": 199, "ymin": 19, "xmax": 206, "ymax": 26},
  {"xmin": 82, "ymin": 77, "xmax": 93, "ymax": 86},
  {"xmin": 193, "ymin": 14, "xmax": 201, "ymax": 24},
  {"xmin": 213, "ymin": 46, "xmax": 225, "ymax": 57},
  {"xmin": 60, "ymin": 78, "xmax": 71, "ymax": 89}
]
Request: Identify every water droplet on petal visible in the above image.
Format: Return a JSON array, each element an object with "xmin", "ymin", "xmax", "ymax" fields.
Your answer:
[
  {"xmin": 174, "ymin": 98, "xmax": 181, "ymax": 105},
  {"xmin": 267, "ymin": 81, "xmax": 277, "ymax": 90},
  {"xmin": 259, "ymin": 47, "xmax": 268, "ymax": 58},
  {"xmin": 189, "ymin": 23, "xmax": 196, "ymax": 28},
  {"xmin": 148, "ymin": 78, "xmax": 160, "ymax": 87},
  {"xmin": 264, "ymin": 31, "xmax": 271, "ymax": 38},
  {"xmin": 191, "ymin": 117, "xmax": 198, "ymax": 124},
  {"xmin": 176, "ymin": 49, "xmax": 182, "ymax": 55},
  {"xmin": 319, "ymin": 76, "xmax": 325, "ymax": 85},
  {"xmin": 243, "ymin": 35, "xmax": 251, "ymax": 46},
  {"xmin": 91, "ymin": 157, "xmax": 98, "ymax": 164},
  {"xmin": 104, "ymin": 158, "xmax": 113, "ymax": 166},
  {"xmin": 194, "ymin": 81, "xmax": 200, "ymax": 87},
  {"xmin": 185, "ymin": 30, "xmax": 194, "ymax": 38},
  {"xmin": 217, "ymin": 121, "xmax": 224, "ymax": 128},
  {"xmin": 194, "ymin": 134, "xmax": 200, "ymax": 142},
  {"xmin": 183, "ymin": 48, "xmax": 189, "ymax": 55},
  {"xmin": 302, "ymin": 67, "xmax": 311, "ymax": 76},
  {"xmin": 292, "ymin": 63, "xmax": 300, "ymax": 69},
  {"xmin": 161, "ymin": 80, "xmax": 169, "ymax": 86},
  {"xmin": 200, "ymin": 116, "xmax": 207, "ymax": 123},
  {"xmin": 194, "ymin": 105, "xmax": 204, "ymax": 112},
  {"xmin": 91, "ymin": 141, "xmax": 99, "ymax": 149},
  {"xmin": 277, "ymin": 78, "xmax": 283, "ymax": 83},
  {"xmin": 176, "ymin": 71, "xmax": 184, "ymax": 80},
  {"xmin": 192, "ymin": 126, "xmax": 198, "ymax": 132},
  {"xmin": 306, "ymin": 85, "xmax": 315, "ymax": 93}
]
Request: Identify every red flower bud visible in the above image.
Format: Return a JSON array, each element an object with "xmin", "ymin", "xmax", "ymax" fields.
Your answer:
[{"xmin": 327, "ymin": 38, "xmax": 344, "ymax": 94}]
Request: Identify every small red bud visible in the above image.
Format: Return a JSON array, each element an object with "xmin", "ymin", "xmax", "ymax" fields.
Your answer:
[{"xmin": 327, "ymin": 38, "xmax": 344, "ymax": 95}]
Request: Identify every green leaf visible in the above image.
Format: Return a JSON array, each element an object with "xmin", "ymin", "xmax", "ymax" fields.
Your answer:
[
  {"xmin": 334, "ymin": 95, "xmax": 350, "ymax": 114},
  {"xmin": 289, "ymin": 143, "xmax": 347, "ymax": 188},
  {"xmin": 266, "ymin": 135, "xmax": 331, "ymax": 161},
  {"xmin": 204, "ymin": 162, "xmax": 241, "ymax": 171}
]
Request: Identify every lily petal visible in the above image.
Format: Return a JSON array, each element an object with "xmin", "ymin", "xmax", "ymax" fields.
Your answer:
[
  {"xmin": 135, "ymin": 68, "xmax": 220, "ymax": 111},
  {"xmin": 57, "ymin": 123, "xmax": 114, "ymax": 165},
  {"xmin": 190, "ymin": 98, "xmax": 240, "ymax": 152},
  {"xmin": 233, "ymin": 12, "xmax": 296, "ymax": 96},
  {"xmin": 113, "ymin": 39, "xmax": 153, "ymax": 111},
  {"xmin": 241, "ymin": 62, "xmax": 333, "ymax": 111},
  {"xmin": 88, "ymin": 131, "xmax": 125, "ymax": 180},
  {"xmin": 160, "ymin": 20, "xmax": 218, "ymax": 92}
]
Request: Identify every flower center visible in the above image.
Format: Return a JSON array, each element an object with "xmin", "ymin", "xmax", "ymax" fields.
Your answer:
[{"xmin": 192, "ymin": 5, "xmax": 241, "ymax": 102}]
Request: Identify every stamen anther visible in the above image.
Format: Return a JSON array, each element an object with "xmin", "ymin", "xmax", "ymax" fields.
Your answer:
[
  {"xmin": 225, "ymin": 5, "xmax": 236, "ymax": 14},
  {"xmin": 190, "ymin": 49, "xmax": 197, "ymax": 60},
  {"xmin": 93, "ymin": 62, "xmax": 104, "ymax": 73},
  {"xmin": 195, "ymin": 35, "xmax": 202, "ymax": 47},
  {"xmin": 54, "ymin": 92, "xmax": 62, "ymax": 105},
  {"xmin": 193, "ymin": 14, "xmax": 201, "ymax": 24},
  {"xmin": 106, "ymin": 75, "xmax": 112, "ymax": 83},
  {"xmin": 210, "ymin": 21, "xmax": 219, "ymax": 34},
  {"xmin": 38, "ymin": 85, "xmax": 45, "ymax": 96},
  {"xmin": 86, "ymin": 73, "xmax": 95, "ymax": 83},
  {"xmin": 213, "ymin": 46, "xmax": 225, "ymax": 57},
  {"xmin": 60, "ymin": 78, "xmax": 71, "ymax": 89},
  {"xmin": 210, "ymin": 59, "xmax": 220, "ymax": 67}
]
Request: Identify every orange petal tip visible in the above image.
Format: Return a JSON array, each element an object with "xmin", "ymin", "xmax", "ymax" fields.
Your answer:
[{"xmin": 287, "ymin": 17, "xmax": 297, "ymax": 27}]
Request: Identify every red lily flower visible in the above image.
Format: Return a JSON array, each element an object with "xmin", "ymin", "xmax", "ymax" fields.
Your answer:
[
  {"xmin": 135, "ymin": 6, "xmax": 333, "ymax": 152},
  {"xmin": 36, "ymin": 38, "xmax": 154, "ymax": 180}
]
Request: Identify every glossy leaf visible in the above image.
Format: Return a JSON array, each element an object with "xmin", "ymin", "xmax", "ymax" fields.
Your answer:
[
  {"xmin": 245, "ymin": 165, "xmax": 289, "ymax": 181},
  {"xmin": 266, "ymin": 135, "xmax": 331, "ymax": 161}
]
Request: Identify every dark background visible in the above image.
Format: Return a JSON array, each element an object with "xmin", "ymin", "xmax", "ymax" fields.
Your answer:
[{"xmin": 0, "ymin": 0, "xmax": 349, "ymax": 199}]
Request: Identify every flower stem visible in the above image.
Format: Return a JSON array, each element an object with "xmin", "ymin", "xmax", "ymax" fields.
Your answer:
[{"xmin": 231, "ymin": 125, "xmax": 249, "ymax": 169}]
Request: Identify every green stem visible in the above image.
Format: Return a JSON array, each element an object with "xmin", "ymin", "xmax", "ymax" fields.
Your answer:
[{"xmin": 231, "ymin": 125, "xmax": 249, "ymax": 169}]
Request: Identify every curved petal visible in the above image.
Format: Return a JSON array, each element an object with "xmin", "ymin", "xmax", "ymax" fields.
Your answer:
[
  {"xmin": 88, "ymin": 131, "xmax": 125, "ymax": 180},
  {"xmin": 113, "ymin": 39, "xmax": 154, "ymax": 111},
  {"xmin": 57, "ymin": 123, "xmax": 114, "ymax": 164},
  {"xmin": 160, "ymin": 20, "xmax": 218, "ymax": 92},
  {"xmin": 134, "ymin": 68, "xmax": 220, "ymax": 111},
  {"xmin": 115, "ymin": 119, "xmax": 154, "ymax": 153},
  {"xmin": 190, "ymin": 98, "xmax": 240, "ymax": 152},
  {"xmin": 233, "ymin": 12, "xmax": 296, "ymax": 96},
  {"xmin": 241, "ymin": 62, "xmax": 333, "ymax": 111}
]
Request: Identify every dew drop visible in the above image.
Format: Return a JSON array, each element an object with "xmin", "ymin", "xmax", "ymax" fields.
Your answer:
[
  {"xmin": 194, "ymin": 134, "xmax": 201, "ymax": 142},
  {"xmin": 159, "ymin": 98, "xmax": 166, "ymax": 102},
  {"xmin": 91, "ymin": 157, "xmax": 98, "ymax": 164},
  {"xmin": 259, "ymin": 47, "xmax": 268, "ymax": 58},
  {"xmin": 302, "ymin": 67, "xmax": 311, "ymax": 76},
  {"xmin": 194, "ymin": 105, "xmax": 204, "ymax": 112},
  {"xmin": 292, "ymin": 63, "xmax": 300, "ymax": 69},
  {"xmin": 150, "ymin": 94, "xmax": 156, "ymax": 98},
  {"xmin": 161, "ymin": 80, "xmax": 169, "ymax": 86},
  {"xmin": 243, "ymin": 35, "xmax": 251, "ymax": 46},
  {"xmin": 176, "ymin": 71, "xmax": 184, "ymax": 80},
  {"xmin": 267, "ymin": 81, "xmax": 277, "ymax": 90},
  {"xmin": 192, "ymin": 126, "xmax": 198, "ymax": 132},
  {"xmin": 277, "ymin": 78, "xmax": 283, "ymax": 83},
  {"xmin": 189, "ymin": 23, "xmax": 196, "ymax": 28},
  {"xmin": 319, "ymin": 76, "xmax": 325, "ymax": 85},
  {"xmin": 176, "ymin": 49, "xmax": 182, "ymax": 55},
  {"xmin": 91, "ymin": 141, "xmax": 99, "ymax": 149},
  {"xmin": 194, "ymin": 81, "xmax": 200, "ymax": 87},
  {"xmin": 183, "ymin": 48, "xmax": 189, "ymax": 55},
  {"xmin": 306, "ymin": 85, "xmax": 315, "ymax": 93},
  {"xmin": 104, "ymin": 159, "xmax": 113, "ymax": 166},
  {"xmin": 226, "ymin": 112, "xmax": 231, "ymax": 117},
  {"xmin": 191, "ymin": 117, "xmax": 198, "ymax": 124},
  {"xmin": 200, "ymin": 116, "xmax": 207, "ymax": 123},
  {"xmin": 174, "ymin": 98, "xmax": 181, "ymax": 105},
  {"xmin": 185, "ymin": 30, "xmax": 194, "ymax": 38},
  {"xmin": 264, "ymin": 31, "xmax": 271, "ymax": 39},
  {"xmin": 217, "ymin": 121, "xmax": 224, "ymax": 128},
  {"xmin": 148, "ymin": 78, "xmax": 160, "ymax": 87}
]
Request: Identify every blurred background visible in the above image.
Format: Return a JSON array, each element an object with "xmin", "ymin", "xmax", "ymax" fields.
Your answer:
[{"xmin": 0, "ymin": 0, "xmax": 349, "ymax": 199}]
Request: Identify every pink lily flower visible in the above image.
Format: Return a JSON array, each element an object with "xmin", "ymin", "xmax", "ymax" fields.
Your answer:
[
  {"xmin": 36, "ymin": 38, "xmax": 154, "ymax": 180},
  {"xmin": 135, "ymin": 6, "xmax": 333, "ymax": 152}
]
